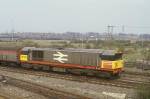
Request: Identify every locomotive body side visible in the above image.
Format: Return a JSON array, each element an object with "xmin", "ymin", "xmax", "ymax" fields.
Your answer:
[
  {"xmin": 19, "ymin": 47, "xmax": 124, "ymax": 77},
  {"xmin": 20, "ymin": 48, "xmax": 99, "ymax": 70}
]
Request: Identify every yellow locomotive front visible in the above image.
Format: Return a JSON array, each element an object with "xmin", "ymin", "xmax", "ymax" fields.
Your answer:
[{"xmin": 100, "ymin": 51, "xmax": 124, "ymax": 76}]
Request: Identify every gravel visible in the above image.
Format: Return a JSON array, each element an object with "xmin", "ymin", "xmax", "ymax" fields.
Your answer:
[
  {"xmin": 0, "ymin": 83, "xmax": 48, "ymax": 99},
  {"xmin": 0, "ymin": 70, "xmax": 136, "ymax": 99}
]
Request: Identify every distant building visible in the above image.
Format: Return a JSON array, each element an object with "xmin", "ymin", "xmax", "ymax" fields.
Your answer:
[{"xmin": 0, "ymin": 32, "xmax": 150, "ymax": 41}]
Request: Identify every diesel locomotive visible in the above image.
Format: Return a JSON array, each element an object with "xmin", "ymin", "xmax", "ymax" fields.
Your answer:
[{"xmin": 0, "ymin": 47, "xmax": 124, "ymax": 78}]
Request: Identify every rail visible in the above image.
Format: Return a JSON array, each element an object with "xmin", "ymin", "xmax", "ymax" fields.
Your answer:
[
  {"xmin": 0, "ymin": 75, "xmax": 89, "ymax": 99},
  {"xmin": 0, "ymin": 66, "xmax": 149, "ymax": 89}
]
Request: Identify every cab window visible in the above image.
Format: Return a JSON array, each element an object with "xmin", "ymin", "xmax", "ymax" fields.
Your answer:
[{"xmin": 100, "ymin": 53, "xmax": 122, "ymax": 61}]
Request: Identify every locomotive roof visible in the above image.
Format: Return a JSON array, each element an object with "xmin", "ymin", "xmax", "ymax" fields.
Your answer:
[{"xmin": 22, "ymin": 47, "xmax": 122, "ymax": 55}]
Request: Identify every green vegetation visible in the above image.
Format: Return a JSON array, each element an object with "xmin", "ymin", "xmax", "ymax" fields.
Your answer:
[{"xmin": 141, "ymin": 49, "xmax": 150, "ymax": 61}]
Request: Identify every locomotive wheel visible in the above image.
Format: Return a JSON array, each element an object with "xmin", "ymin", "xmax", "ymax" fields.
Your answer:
[
  {"xmin": 113, "ymin": 73, "xmax": 121, "ymax": 79},
  {"xmin": 42, "ymin": 66, "xmax": 51, "ymax": 71},
  {"xmin": 33, "ymin": 65, "xmax": 42, "ymax": 70},
  {"xmin": 21, "ymin": 63, "xmax": 33, "ymax": 69},
  {"xmin": 108, "ymin": 72, "xmax": 121, "ymax": 79},
  {"xmin": 87, "ymin": 72, "xmax": 95, "ymax": 76}
]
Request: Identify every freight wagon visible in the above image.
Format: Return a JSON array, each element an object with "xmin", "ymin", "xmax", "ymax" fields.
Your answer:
[
  {"xmin": 0, "ymin": 47, "xmax": 20, "ymax": 66},
  {"xmin": 0, "ymin": 47, "xmax": 124, "ymax": 78}
]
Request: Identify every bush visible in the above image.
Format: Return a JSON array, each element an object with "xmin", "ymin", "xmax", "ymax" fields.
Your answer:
[{"xmin": 85, "ymin": 44, "xmax": 91, "ymax": 49}]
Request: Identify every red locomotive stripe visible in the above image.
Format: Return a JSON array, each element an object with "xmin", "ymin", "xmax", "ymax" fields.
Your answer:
[
  {"xmin": 0, "ymin": 50, "xmax": 17, "ymax": 54},
  {"xmin": 22, "ymin": 60, "xmax": 96, "ymax": 70},
  {"xmin": 22, "ymin": 61, "xmax": 121, "ymax": 73}
]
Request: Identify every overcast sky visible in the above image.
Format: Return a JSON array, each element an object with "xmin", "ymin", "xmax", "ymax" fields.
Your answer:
[{"xmin": 0, "ymin": 0, "xmax": 150, "ymax": 33}]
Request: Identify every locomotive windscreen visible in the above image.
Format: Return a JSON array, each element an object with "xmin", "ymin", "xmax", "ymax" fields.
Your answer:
[{"xmin": 100, "ymin": 53, "xmax": 122, "ymax": 61}]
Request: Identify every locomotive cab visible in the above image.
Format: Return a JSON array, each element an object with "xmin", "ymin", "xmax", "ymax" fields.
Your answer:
[{"xmin": 100, "ymin": 51, "xmax": 124, "ymax": 75}]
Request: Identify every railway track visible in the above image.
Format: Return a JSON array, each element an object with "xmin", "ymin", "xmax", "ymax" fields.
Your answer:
[
  {"xmin": 123, "ymin": 70, "xmax": 150, "ymax": 77},
  {"xmin": 0, "ymin": 75, "xmax": 89, "ymax": 99},
  {"xmin": 121, "ymin": 73, "xmax": 150, "ymax": 83},
  {"xmin": 0, "ymin": 66, "xmax": 149, "ymax": 89}
]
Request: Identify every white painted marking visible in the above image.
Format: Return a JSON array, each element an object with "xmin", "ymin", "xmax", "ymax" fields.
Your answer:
[
  {"xmin": 102, "ymin": 91, "xmax": 126, "ymax": 99},
  {"xmin": 53, "ymin": 52, "xmax": 68, "ymax": 63}
]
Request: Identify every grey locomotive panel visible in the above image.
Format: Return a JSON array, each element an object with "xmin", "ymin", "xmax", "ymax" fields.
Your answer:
[{"xmin": 36, "ymin": 50, "xmax": 101, "ymax": 67}]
